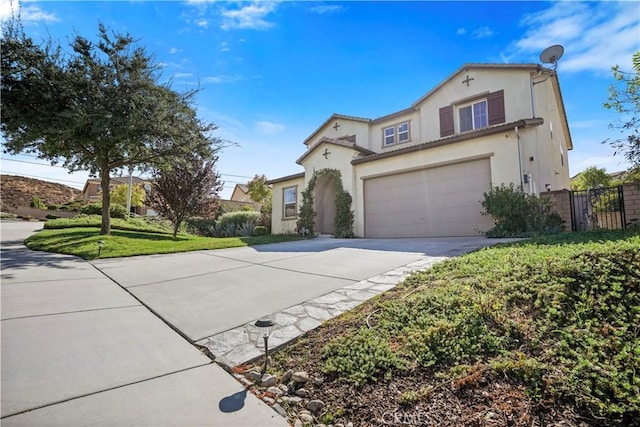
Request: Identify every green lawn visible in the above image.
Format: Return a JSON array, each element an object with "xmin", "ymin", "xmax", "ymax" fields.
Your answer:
[{"xmin": 25, "ymin": 227, "xmax": 302, "ymax": 259}]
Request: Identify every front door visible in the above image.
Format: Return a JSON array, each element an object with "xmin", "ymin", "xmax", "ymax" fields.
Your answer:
[{"xmin": 314, "ymin": 174, "xmax": 336, "ymax": 235}]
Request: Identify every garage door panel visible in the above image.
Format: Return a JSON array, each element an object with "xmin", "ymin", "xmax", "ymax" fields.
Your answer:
[{"xmin": 364, "ymin": 159, "xmax": 493, "ymax": 237}]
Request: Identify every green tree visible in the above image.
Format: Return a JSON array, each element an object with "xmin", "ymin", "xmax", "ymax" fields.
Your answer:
[
  {"xmin": 247, "ymin": 174, "xmax": 273, "ymax": 228},
  {"xmin": 1, "ymin": 19, "xmax": 215, "ymax": 234},
  {"xmin": 571, "ymin": 166, "xmax": 612, "ymax": 190},
  {"xmin": 110, "ymin": 184, "xmax": 146, "ymax": 209},
  {"xmin": 603, "ymin": 51, "xmax": 640, "ymax": 170},
  {"xmin": 148, "ymin": 154, "xmax": 223, "ymax": 237}
]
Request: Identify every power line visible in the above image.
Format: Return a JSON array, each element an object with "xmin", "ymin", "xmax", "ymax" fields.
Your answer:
[
  {"xmin": 3, "ymin": 154, "xmax": 254, "ymax": 180},
  {"xmin": 1, "ymin": 171, "xmax": 87, "ymax": 185}
]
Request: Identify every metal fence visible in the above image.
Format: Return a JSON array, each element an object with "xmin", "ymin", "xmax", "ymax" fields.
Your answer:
[{"xmin": 569, "ymin": 186, "xmax": 626, "ymax": 231}]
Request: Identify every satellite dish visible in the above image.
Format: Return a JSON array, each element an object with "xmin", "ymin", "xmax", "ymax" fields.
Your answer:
[{"xmin": 539, "ymin": 44, "xmax": 564, "ymax": 69}]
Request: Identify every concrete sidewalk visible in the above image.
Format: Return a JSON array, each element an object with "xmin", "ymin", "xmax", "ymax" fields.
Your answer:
[{"xmin": 0, "ymin": 221, "xmax": 286, "ymax": 426}]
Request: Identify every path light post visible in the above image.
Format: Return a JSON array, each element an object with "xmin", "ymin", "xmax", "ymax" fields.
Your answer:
[
  {"xmin": 254, "ymin": 319, "xmax": 276, "ymax": 374},
  {"xmin": 97, "ymin": 240, "xmax": 105, "ymax": 258}
]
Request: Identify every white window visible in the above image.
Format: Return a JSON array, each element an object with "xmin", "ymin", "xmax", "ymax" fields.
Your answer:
[
  {"xmin": 383, "ymin": 122, "xmax": 410, "ymax": 146},
  {"xmin": 283, "ymin": 186, "xmax": 297, "ymax": 219},
  {"xmin": 459, "ymin": 100, "xmax": 488, "ymax": 132},
  {"xmin": 383, "ymin": 126, "xmax": 395, "ymax": 146}
]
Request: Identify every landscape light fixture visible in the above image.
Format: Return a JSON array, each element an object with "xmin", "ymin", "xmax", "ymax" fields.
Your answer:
[
  {"xmin": 254, "ymin": 319, "xmax": 276, "ymax": 374},
  {"xmin": 97, "ymin": 240, "xmax": 105, "ymax": 258}
]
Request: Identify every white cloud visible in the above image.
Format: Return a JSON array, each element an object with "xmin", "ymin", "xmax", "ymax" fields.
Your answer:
[
  {"xmin": 509, "ymin": 2, "xmax": 639, "ymax": 74},
  {"xmin": 255, "ymin": 120, "xmax": 285, "ymax": 135},
  {"xmin": 309, "ymin": 5, "xmax": 344, "ymax": 15},
  {"xmin": 196, "ymin": 18, "xmax": 208, "ymax": 28},
  {"xmin": 169, "ymin": 47, "xmax": 181, "ymax": 54},
  {"xmin": 220, "ymin": 41, "xmax": 230, "ymax": 52},
  {"xmin": 1, "ymin": 0, "xmax": 57, "ymax": 22},
  {"xmin": 472, "ymin": 26, "xmax": 494, "ymax": 39},
  {"xmin": 203, "ymin": 74, "xmax": 244, "ymax": 84},
  {"xmin": 173, "ymin": 72, "xmax": 193, "ymax": 78},
  {"xmin": 220, "ymin": 2, "xmax": 277, "ymax": 31},
  {"xmin": 456, "ymin": 27, "xmax": 467, "ymax": 35}
]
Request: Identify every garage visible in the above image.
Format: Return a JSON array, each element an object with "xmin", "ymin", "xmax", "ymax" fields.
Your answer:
[{"xmin": 364, "ymin": 158, "xmax": 494, "ymax": 238}]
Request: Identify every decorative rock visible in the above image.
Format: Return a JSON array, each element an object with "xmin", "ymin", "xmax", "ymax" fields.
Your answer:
[
  {"xmin": 281, "ymin": 369, "xmax": 294, "ymax": 384},
  {"xmin": 261, "ymin": 374, "xmax": 277, "ymax": 387},
  {"xmin": 299, "ymin": 410, "xmax": 311, "ymax": 415},
  {"xmin": 346, "ymin": 422, "xmax": 354, "ymax": 427},
  {"xmin": 335, "ymin": 424, "xmax": 344, "ymax": 427},
  {"xmin": 271, "ymin": 403, "xmax": 287, "ymax": 418},
  {"xmin": 267, "ymin": 386, "xmax": 283, "ymax": 397},
  {"xmin": 281, "ymin": 396, "xmax": 303, "ymax": 404},
  {"xmin": 313, "ymin": 377, "xmax": 324, "ymax": 386},
  {"xmin": 278, "ymin": 384, "xmax": 289, "ymax": 394},
  {"xmin": 262, "ymin": 396, "xmax": 275, "ymax": 405},
  {"xmin": 292, "ymin": 371, "xmax": 310, "ymax": 383},
  {"xmin": 294, "ymin": 387, "xmax": 310, "ymax": 398},
  {"xmin": 306, "ymin": 399, "xmax": 325, "ymax": 412},
  {"xmin": 294, "ymin": 419, "xmax": 303, "ymax": 427},
  {"xmin": 240, "ymin": 378, "xmax": 253, "ymax": 387},
  {"xmin": 299, "ymin": 413, "xmax": 314, "ymax": 424},
  {"xmin": 246, "ymin": 370, "xmax": 262, "ymax": 381}
]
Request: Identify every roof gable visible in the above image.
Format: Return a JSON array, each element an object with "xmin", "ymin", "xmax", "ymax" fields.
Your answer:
[
  {"xmin": 303, "ymin": 113, "xmax": 371, "ymax": 146},
  {"xmin": 297, "ymin": 136, "xmax": 375, "ymax": 165},
  {"xmin": 411, "ymin": 63, "xmax": 541, "ymax": 108}
]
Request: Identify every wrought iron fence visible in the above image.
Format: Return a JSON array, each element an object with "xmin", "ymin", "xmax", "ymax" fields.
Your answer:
[{"xmin": 569, "ymin": 186, "xmax": 626, "ymax": 231}]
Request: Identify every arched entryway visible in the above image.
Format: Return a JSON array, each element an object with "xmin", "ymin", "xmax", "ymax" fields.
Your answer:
[{"xmin": 314, "ymin": 173, "xmax": 336, "ymax": 234}]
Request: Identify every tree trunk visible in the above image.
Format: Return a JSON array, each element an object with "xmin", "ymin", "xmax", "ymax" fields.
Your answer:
[
  {"xmin": 173, "ymin": 220, "xmax": 180, "ymax": 238},
  {"xmin": 100, "ymin": 172, "xmax": 111, "ymax": 235}
]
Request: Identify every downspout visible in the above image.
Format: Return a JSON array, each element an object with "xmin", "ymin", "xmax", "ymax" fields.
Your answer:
[{"xmin": 515, "ymin": 125, "xmax": 523, "ymax": 190}]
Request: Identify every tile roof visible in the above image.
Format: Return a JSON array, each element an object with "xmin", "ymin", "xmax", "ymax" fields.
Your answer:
[{"xmin": 296, "ymin": 136, "xmax": 376, "ymax": 165}]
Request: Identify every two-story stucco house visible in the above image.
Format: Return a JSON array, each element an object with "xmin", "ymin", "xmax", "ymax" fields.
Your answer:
[{"xmin": 269, "ymin": 63, "xmax": 573, "ymax": 238}]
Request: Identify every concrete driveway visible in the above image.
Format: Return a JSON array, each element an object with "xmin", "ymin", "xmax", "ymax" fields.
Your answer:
[
  {"xmin": 1, "ymin": 221, "xmax": 285, "ymax": 427},
  {"xmin": 91, "ymin": 236, "xmax": 494, "ymax": 344},
  {"xmin": 2, "ymin": 220, "xmax": 500, "ymax": 426}
]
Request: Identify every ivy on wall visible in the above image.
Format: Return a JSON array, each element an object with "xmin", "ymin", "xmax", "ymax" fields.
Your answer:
[{"xmin": 296, "ymin": 168, "xmax": 355, "ymax": 238}]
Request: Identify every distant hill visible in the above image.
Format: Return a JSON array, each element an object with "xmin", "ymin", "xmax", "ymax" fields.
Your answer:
[{"xmin": 0, "ymin": 175, "xmax": 83, "ymax": 214}]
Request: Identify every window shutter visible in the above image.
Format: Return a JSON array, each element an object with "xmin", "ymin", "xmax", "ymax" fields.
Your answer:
[
  {"xmin": 487, "ymin": 90, "xmax": 505, "ymax": 125},
  {"xmin": 439, "ymin": 105, "xmax": 454, "ymax": 137}
]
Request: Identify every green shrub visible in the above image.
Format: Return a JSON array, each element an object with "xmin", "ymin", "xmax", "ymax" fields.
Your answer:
[
  {"xmin": 45, "ymin": 214, "xmax": 60, "ymax": 220},
  {"xmin": 217, "ymin": 211, "xmax": 261, "ymax": 229},
  {"xmin": 334, "ymin": 191, "xmax": 354, "ymax": 238},
  {"xmin": 237, "ymin": 220, "xmax": 256, "ymax": 237},
  {"xmin": 322, "ymin": 327, "xmax": 405, "ymax": 387},
  {"xmin": 22, "ymin": 215, "xmax": 34, "ymax": 221},
  {"xmin": 30, "ymin": 195, "xmax": 47, "ymax": 210},
  {"xmin": 185, "ymin": 218, "xmax": 218, "ymax": 237},
  {"xmin": 80, "ymin": 203, "xmax": 128, "ymax": 219},
  {"xmin": 47, "ymin": 205, "xmax": 59, "ymax": 211},
  {"xmin": 254, "ymin": 225, "xmax": 268, "ymax": 236},
  {"xmin": 481, "ymin": 184, "xmax": 564, "ymax": 237}
]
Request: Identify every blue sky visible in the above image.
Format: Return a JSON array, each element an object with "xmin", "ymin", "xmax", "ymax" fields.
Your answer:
[{"xmin": 1, "ymin": 0, "xmax": 639, "ymax": 198}]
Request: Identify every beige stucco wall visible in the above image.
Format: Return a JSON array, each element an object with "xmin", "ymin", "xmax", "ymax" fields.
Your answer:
[
  {"xmin": 369, "ymin": 111, "xmax": 421, "ymax": 153},
  {"xmin": 416, "ymin": 68, "xmax": 534, "ymax": 144},
  {"xmin": 301, "ymin": 143, "xmax": 359, "ymax": 197},
  {"xmin": 305, "ymin": 120, "xmax": 370, "ymax": 149},
  {"xmin": 352, "ymin": 131, "xmax": 525, "ymax": 236},
  {"xmin": 271, "ymin": 176, "xmax": 305, "ymax": 234}
]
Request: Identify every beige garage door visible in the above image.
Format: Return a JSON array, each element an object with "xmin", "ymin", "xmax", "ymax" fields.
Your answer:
[{"xmin": 364, "ymin": 158, "xmax": 493, "ymax": 238}]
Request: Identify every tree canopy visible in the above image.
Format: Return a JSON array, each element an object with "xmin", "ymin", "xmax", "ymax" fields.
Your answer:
[
  {"xmin": 111, "ymin": 184, "xmax": 146, "ymax": 209},
  {"xmin": 148, "ymin": 154, "xmax": 223, "ymax": 237},
  {"xmin": 603, "ymin": 51, "xmax": 640, "ymax": 170},
  {"xmin": 1, "ymin": 19, "xmax": 217, "ymax": 234},
  {"xmin": 571, "ymin": 166, "xmax": 612, "ymax": 190}
]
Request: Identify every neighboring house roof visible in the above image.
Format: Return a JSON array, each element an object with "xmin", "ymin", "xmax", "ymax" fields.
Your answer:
[
  {"xmin": 81, "ymin": 176, "xmax": 149, "ymax": 194},
  {"xmin": 266, "ymin": 172, "xmax": 305, "ymax": 185},
  {"xmin": 352, "ymin": 118, "xmax": 544, "ymax": 165},
  {"xmin": 296, "ymin": 136, "xmax": 376, "ymax": 165}
]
